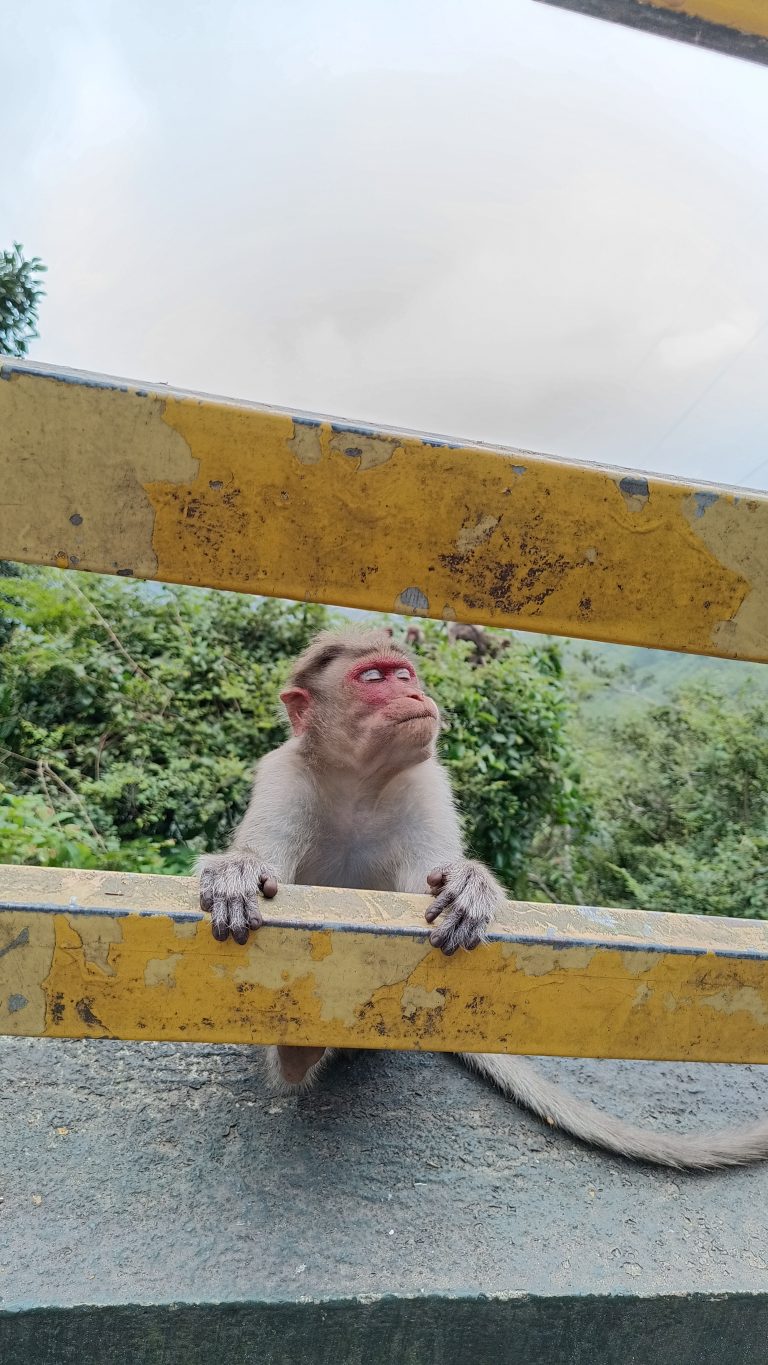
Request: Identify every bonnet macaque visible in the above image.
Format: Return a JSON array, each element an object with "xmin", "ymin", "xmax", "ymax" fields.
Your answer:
[
  {"xmin": 199, "ymin": 629, "xmax": 768, "ymax": 1169},
  {"xmin": 447, "ymin": 621, "xmax": 511, "ymax": 665}
]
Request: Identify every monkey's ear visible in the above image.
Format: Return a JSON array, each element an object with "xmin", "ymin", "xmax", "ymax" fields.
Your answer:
[{"xmin": 279, "ymin": 687, "xmax": 313, "ymax": 735}]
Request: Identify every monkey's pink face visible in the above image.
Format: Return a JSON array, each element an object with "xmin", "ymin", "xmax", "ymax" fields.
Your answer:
[
  {"xmin": 344, "ymin": 657, "xmax": 440, "ymax": 744},
  {"xmin": 338, "ymin": 655, "xmax": 439, "ymax": 769},
  {"xmin": 281, "ymin": 651, "xmax": 440, "ymax": 769}
]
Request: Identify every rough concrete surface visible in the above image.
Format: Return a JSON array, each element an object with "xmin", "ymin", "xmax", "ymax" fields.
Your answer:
[{"xmin": 2, "ymin": 1039, "xmax": 768, "ymax": 1361}]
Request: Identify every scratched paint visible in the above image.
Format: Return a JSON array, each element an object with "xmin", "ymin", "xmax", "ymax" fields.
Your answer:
[
  {"xmin": 456, "ymin": 515, "xmax": 502, "ymax": 553},
  {"xmin": 3, "ymin": 867, "xmax": 768, "ymax": 1063},
  {"xmin": 617, "ymin": 475, "xmax": 650, "ymax": 513},
  {"xmin": 328, "ymin": 428, "xmax": 401, "ymax": 471},
  {"xmin": 0, "ymin": 367, "xmax": 196, "ymax": 578},
  {"xmin": 1, "ymin": 361, "xmax": 767, "ymax": 661},
  {"xmin": 144, "ymin": 953, "xmax": 184, "ymax": 988},
  {"xmin": 396, "ymin": 587, "xmax": 430, "ymax": 613},
  {"xmin": 0, "ymin": 910, "xmax": 54, "ymax": 1035},
  {"xmin": 680, "ymin": 493, "xmax": 768, "ymax": 659}
]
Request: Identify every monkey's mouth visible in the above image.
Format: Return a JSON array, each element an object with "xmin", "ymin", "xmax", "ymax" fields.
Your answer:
[{"xmin": 395, "ymin": 711, "xmax": 435, "ymax": 725}]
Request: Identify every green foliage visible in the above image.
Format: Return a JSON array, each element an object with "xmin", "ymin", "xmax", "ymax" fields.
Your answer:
[
  {"xmin": 0, "ymin": 786, "xmax": 178, "ymax": 872},
  {"xmin": 0, "ymin": 573, "xmax": 579, "ymax": 894},
  {"xmin": 551, "ymin": 677, "xmax": 768, "ymax": 918},
  {"xmin": 0, "ymin": 243, "xmax": 46, "ymax": 357},
  {"xmin": 416, "ymin": 634, "xmax": 583, "ymax": 894},
  {"xmin": 0, "ymin": 570, "xmax": 328, "ymax": 871},
  {"xmin": 5, "ymin": 567, "xmax": 761, "ymax": 920}
]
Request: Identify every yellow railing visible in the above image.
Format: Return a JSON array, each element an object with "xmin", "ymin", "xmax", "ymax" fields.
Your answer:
[
  {"xmin": 535, "ymin": 0, "xmax": 768, "ymax": 65},
  {"xmin": 0, "ymin": 358, "xmax": 766, "ymax": 1061}
]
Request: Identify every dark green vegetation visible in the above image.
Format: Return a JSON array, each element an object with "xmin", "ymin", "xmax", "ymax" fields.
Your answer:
[
  {"xmin": 0, "ymin": 242, "xmax": 46, "ymax": 357},
  {"xmin": 541, "ymin": 639, "xmax": 768, "ymax": 917},
  {"xmin": 0, "ymin": 573, "xmax": 573, "ymax": 894},
  {"xmin": 0, "ymin": 568, "xmax": 765, "ymax": 917}
]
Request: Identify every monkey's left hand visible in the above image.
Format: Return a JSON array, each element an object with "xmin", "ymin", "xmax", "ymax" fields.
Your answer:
[{"xmin": 425, "ymin": 860, "xmax": 502, "ymax": 954}]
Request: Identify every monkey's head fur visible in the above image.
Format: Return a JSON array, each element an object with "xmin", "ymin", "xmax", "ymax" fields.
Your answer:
[{"xmin": 280, "ymin": 629, "xmax": 440, "ymax": 773}]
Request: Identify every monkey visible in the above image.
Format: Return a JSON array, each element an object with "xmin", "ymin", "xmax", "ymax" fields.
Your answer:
[
  {"xmin": 198, "ymin": 628, "xmax": 768, "ymax": 1170},
  {"xmin": 447, "ymin": 621, "xmax": 511, "ymax": 665}
]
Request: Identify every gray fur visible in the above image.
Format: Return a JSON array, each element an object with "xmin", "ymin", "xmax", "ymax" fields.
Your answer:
[
  {"xmin": 459, "ymin": 1053, "xmax": 768, "ymax": 1170},
  {"xmin": 199, "ymin": 629, "xmax": 768, "ymax": 1170}
]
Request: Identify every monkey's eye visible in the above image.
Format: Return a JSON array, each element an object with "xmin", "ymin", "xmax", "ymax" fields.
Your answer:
[
  {"xmin": 360, "ymin": 668, "xmax": 384, "ymax": 682},
  {"xmin": 395, "ymin": 668, "xmax": 413, "ymax": 680}
]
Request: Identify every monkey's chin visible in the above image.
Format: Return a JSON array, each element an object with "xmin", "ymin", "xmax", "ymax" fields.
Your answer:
[{"xmin": 390, "ymin": 714, "xmax": 438, "ymax": 749}]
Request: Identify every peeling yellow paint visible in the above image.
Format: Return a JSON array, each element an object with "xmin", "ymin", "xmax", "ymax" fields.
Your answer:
[
  {"xmin": 0, "ymin": 910, "xmax": 54, "ymax": 1035},
  {"xmin": 287, "ymin": 422, "xmax": 324, "ymax": 466},
  {"xmin": 616, "ymin": 476, "xmax": 650, "ymax": 515},
  {"xmin": 506, "ymin": 944, "xmax": 597, "ymax": 976},
  {"xmin": 401, "ymin": 985, "xmax": 446, "ymax": 1019},
  {"xmin": 455, "ymin": 514, "xmax": 501, "ymax": 553},
  {"xmin": 0, "ymin": 370, "xmax": 197, "ymax": 577},
  {"xmin": 328, "ymin": 429, "xmax": 401, "ymax": 471},
  {"xmin": 394, "ymin": 587, "xmax": 430, "ymax": 615},
  {"xmin": 700, "ymin": 985, "xmax": 768, "ymax": 1025},
  {"xmin": 173, "ymin": 919, "xmax": 198, "ymax": 939},
  {"xmin": 68, "ymin": 913, "xmax": 123, "ymax": 975},
  {"xmin": 620, "ymin": 950, "xmax": 664, "ymax": 979},
  {"xmin": 681, "ymin": 494, "xmax": 768, "ymax": 657},
  {"xmin": 5, "ymin": 867, "xmax": 768, "ymax": 1063},
  {"xmin": 144, "ymin": 953, "xmax": 183, "ymax": 989},
  {"xmin": 2, "ymin": 362, "xmax": 767, "ymax": 660}
]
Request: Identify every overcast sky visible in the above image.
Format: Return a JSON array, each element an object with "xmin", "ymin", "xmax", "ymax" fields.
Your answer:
[{"xmin": 4, "ymin": 0, "xmax": 768, "ymax": 490}]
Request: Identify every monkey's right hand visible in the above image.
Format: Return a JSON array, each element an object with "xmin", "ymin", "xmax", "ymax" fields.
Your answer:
[{"xmin": 197, "ymin": 852, "xmax": 278, "ymax": 945}]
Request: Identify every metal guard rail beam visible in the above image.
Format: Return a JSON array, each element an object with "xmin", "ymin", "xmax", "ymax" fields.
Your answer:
[
  {"xmin": 535, "ymin": 0, "xmax": 768, "ymax": 66},
  {"xmin": 1, "ymin": 359, "xmax": 767, "ymax": 663},
  {"xmin": 3, "ymin": 866, "xmax": 768, "ymax": 1063}
]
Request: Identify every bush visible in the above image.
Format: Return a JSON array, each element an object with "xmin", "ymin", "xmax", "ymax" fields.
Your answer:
[
  {"xmin": 0, "ymin": 572, "xmax": 581, "ymax": 894},
  {"xmin": 560, "ymin": 681, "xmax": 768, "ymax": 917}
]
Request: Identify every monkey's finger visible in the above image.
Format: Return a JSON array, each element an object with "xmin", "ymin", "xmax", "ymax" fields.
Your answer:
[
  {"xmin": 244, "ymin": 893, "xmax": 264, "ymax": 930},
  {"xmin": 260, "ymin": 876, "xmax": 278, "ymax": 899},
  {"xmin": 429, "ymin": 907, "xmax": 481, "ymax": 955},
  {"xmin": 227, "ymin": 896, "xmax": 250, "ymax": 946},
  {"xmin": 211, "ymin": 896, "xmax": 230, "ymax": 941},
  {"xmin": 424, "ymin": 888, "xmax": 457, "ymax": 923},
  {"xmin": 199, "ymin": 873, "xmax": 214, "ymax": 914},
  {"xmin": 429, "ymin": 923, "xmax": 460, "ymax": 955}
]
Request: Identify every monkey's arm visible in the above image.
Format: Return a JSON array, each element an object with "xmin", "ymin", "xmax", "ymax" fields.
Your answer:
[
  {"xmin": 392, "ymin": 763, "xmax": 506, "ymax": 954},
  {"xmin": 198, "ymin": 744, "xmax": 314, "ymax": 943}
]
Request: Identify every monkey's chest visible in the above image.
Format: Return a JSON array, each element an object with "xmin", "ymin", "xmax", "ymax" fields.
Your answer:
[{"xmin": 296, "ymin": 815, "xmax": 399, "ymax": 892}]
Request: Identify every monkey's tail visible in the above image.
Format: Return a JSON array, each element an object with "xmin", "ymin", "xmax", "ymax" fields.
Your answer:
[{"xmin": 459, "ymin": 1052, "xmax": 768, "ymax": 1170}]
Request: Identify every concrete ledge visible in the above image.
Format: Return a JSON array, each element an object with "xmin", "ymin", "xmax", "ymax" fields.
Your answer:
[
  {"xmin": 5, "ymin": 866, "xmax": 768, "ymax": 1062},
  {"xmin": 2, "ymin": 359, "xmax": 767, "ymax": 660},
  {"xmin": 4, "ymin": 1294, "xmax": 768, "ymax": 1365},
  {"xmin": 2, "ymin": 1039, "xmax": 768, "ymax": 1363}
]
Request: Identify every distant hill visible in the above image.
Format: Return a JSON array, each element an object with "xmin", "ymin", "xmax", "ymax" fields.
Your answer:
[
  {"xmin": 530, "ymin": 635, "xmax": 768, "ymax": 729},
  {"xmin": 556, "ymin": 636, "xmax": 767, "ymax": 695}
]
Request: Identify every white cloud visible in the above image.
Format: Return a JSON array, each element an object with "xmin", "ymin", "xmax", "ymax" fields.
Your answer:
[{"xmin": 3, "ymin": 0, "xmax": 768, "ymax": 490}]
